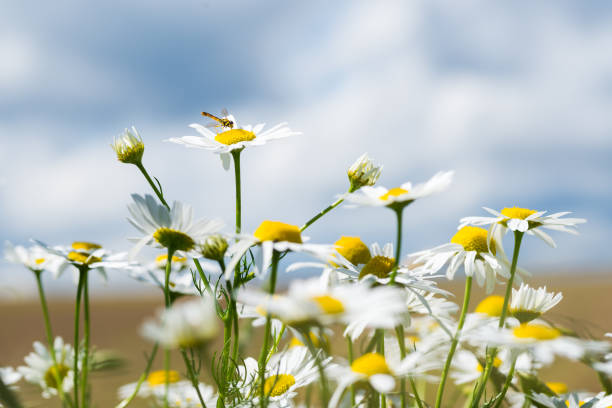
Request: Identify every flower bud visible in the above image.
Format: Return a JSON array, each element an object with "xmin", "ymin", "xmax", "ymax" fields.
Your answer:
[
  {"xmin": 199, "ymin": 235, "xmax": 229, "ymax": 262},
  {"xmin": 111, "ymin": 127, "xmax": 145, "ymax": 165},
  {"xmin": 347, "ymin": 153, "xmax": 382, "ymax": 192}
]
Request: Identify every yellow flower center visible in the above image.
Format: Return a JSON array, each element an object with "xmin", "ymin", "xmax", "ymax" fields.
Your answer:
[
  {"xmin": 475, "ymin": 295, "xmax": 505, "ymax": 317},
  {"xmin": 264, "ymin": 374, "xmax": 296, "ymax": 397},
  {"xmin": 44, "ymin": 364, "xmax": 70, "ymax": 389},
  {"xmin": 289, "ymin": 331, "xmax": 327, "ymax": 348},
  {"xmin": 565, "ymin": 401, "xmax": 586, "ymax": 407},
  {"xmin": 312, "ymin": 295, "xmax": 345, "ymax": 314},
  {"xmin": 451, "ymin": 226, "xmax": 496, "ymax": 255},
  {"xmin": 546, "ymin": 382, "xmax": 568, "ymax": 395},
  {"xmin": 359, "ymin": 255, "xmax": 395, "ymax": 279},
  {"xmin": 35, "ymin": 258, "xmax": 46, "ymax": 265},
  {"xmin": 501, "ymin": 207, "xmax": 537, "ymax": 220},
  {"xmin": 253, "ymin": 221, "xmax": 302, "ymax": 243},
  {"xmin": 351, "ymin": 353, "xmax": 391, "ymax": 377},
  {"xmin": 513, "ymin": 323, "xmax": 561, "ymax": 340},
  {"xmin": 153, "ymin": 228, "xmax": 195, "ymax": 252},
  {"xmin": 154, "ymin": 254, "xmax": 187, "ymax": 267},
  {"xmin": 477, "ymin": 357, "xmax": 502, "ymax": 372},
  {"xmin": 67, "ymin": 251, "xmax": 102, "ymax": 265},
  {"xmin": 379, "ymin": 187, "xmax": 409, "ymax": 201},
  {"xmin": 335, "ymin": 236, "xmax": 371, "ymax": 265},
  {"xmin": 71, "ymin": 242, "xmax": 102, "ymax": 251},
  {"xmin": 214, "ymin": 129, "xmax": 256, "ymax": 145},
  {"xmin": 147, "ymin": 370, "xmax": 181, "ymax": 386}
]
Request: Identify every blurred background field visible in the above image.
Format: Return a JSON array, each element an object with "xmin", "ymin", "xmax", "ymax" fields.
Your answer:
[{"xmin": 2, "ymin": 272, "xmax": 610, "ymax": 407}]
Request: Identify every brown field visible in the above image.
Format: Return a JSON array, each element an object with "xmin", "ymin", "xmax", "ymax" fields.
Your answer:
[{"xmin": 1, "ymin": 273, "xmax": 611, "ymax": 407}]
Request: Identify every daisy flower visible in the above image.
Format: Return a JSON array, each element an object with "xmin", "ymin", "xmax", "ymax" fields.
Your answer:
[
  {"xmin": 141, "ymin": 296, "xmax": 219, "ymax": 349},
  {"xmin": 347, "ymin": 153, "xmax": 382, "ymax": 193},
  {"xmin": 118, "ymin": 369, "xmax": 183, "ymax": 400},
  {"xmin": 409, "ymin": 225, "xmax": 520, "ymax": 293},
  {"xmin": 127, "ymin": 194, "xmax": 224, "ymax": 259},
  {"xmin": 128, "ymin": 254, "xmax": 199, "ymax": 296},
  {"xmin": 166, "ymin": 112, "xmax": 300, "ymax": 170},
  {"xmin": 509, "ymin": 283, "xmax": 563, "ymax": 324},
  {"xmin": 18, "ymin": 337, "xmax": 75, "ymax": 399},
  {"xmin": 4, "ymin": 241, "xmax": 64, "ymax": 276},
  {"xmin": 111, "ymin": 126, "xmax": 145, "ymax": 165},
  {"xmin": 238, "ymin": 277, "xmax": 407, "ymax": 340},
  {"xmin": 531, "ymin": 392, "xmax": 612, "ymax": 408},
  {"xmin": 155, "ymin": 381, "xmax": 218, "ymax": 408},
  {"xmin": 459, "ymin": 206, "xmax": 586, "ymax": 248},
  {"xmin": 344, "ymin": 170, "xmax": 454, "ymax": 210},
  {"xmin": 224, "ymin": 220, "xmax": 335, "ymax": 280}
]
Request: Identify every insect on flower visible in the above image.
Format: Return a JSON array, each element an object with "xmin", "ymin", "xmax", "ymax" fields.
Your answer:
[{"xmin": 201, "ymin": 109, "xmax": 234, "ymax": 129}]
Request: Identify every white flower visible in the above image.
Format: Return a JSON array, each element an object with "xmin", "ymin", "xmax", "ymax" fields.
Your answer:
[
  {"xmin": 0, "ymin": 366, "xmax": 21, "ymax": 387},
  {"xmin": 347, "ymin": 153, "xmax": 382, "ymax": 192},
  {"xmin": 127, "ymin": 254, "xmax": 199, "ymax": 296},
  {"xmin": 166, "ymin": 112, "xmax": 300, "ymax": 170},
  {"xmin": 409, "ymin": 226, "xmax": 521, "ymax": 293},
  {"xmin": 531, "ymin": 392, "xmax": 612, "ymax": 408},
  {"xmin": 510, "ymin": 283, "xmax": 563, "ymax": 323},
  {"xmin": 156, "ymin": 381, "xmax": 218, "ymax": 408},
  {"xmin": 18, "ymin": 337, "xmax": 75, "ymax": 398},
  {"xmin": 118, "ymin": 369, "xmax": 183, "ymax": 400},
  {"xmin": 111, "ymin": 126, "xmax": 145, "ymax": 165},
  {"xmin": 127, "ymin": 194, "xmax": 224, "ymax": 259},
  {"xmin": 459, "ymin": 206, "xmax": 586, "ymax": 248},
  {"xmin": 238, "ymin": 346, "xmax": 322, "ymax": 407},
  {"xmin": 141, "ymin": 296, "xmax": 219, "ymax": 349},
  {"xmin": 224, "ymin": 220, "xmax": 335, "ymax": 280},
  {"xmin": 238, "ymin": 277, "xmax": 407, "ymax": 341},
  {"xmin": 344, "ymin": 171, "xmax": 454, "ymax": 209},
  {"xmin": 4, "ymin": 241, "xmax": 64, "ymax": 275}
]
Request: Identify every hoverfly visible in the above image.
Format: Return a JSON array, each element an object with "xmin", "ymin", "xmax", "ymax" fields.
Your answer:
[{"xmin": 201, "ymin": 109, "xmax": 234, "ymax": 129}]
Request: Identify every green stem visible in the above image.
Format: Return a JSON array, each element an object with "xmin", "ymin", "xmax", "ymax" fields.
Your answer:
[
  {"xmin": 193, "ymin": 258, "xmax": 213, "ymax": 295},
  {"xmin": 180, "ymin": 350, "xmax": 207, "ymax": 408},
  {"xmin": 73, "ymin": 269, "xmax": 86, "ymax": 408},
  {"xmin": 596, "ymin": 370, "xmax": 612, "ymax": 395},
  {"xmin": 300, "ymin": 197, "xmax": 344, "ymax": 232},
  {"xmin": 303, "ymin": 332, "xmax": 330, "ymax": 407},
  {"xmin": 470, "ymin": 231, "xmax": 524, "ymax": 407},
  {"xmin": 346, "ymin": 336, "xmax": 356, "ymax": 407},
  {"xmin": 389, "ymin": 208, "xmax": 404, "ymax": 284},
  {"xmin": 231, "ymin": 150, "xmax": 242, "ymax": 234},
  {"xmin": 395, "ymin": 325, "xmax": 422, "ymax": 408},
  {"xmin": 136, "ymin": 163, "xmax": 169, "ymax": 210},
  {"xmin": 34, "ymin": 272, "xmax": 68, "ymax": 405},
  {"xmin": 163, "ymin": 249, "xmax": 175, "ymax": 408},
  {"xmin": 492, "ymin": 357, "xmax": 517, "ymax": 408},
  {"xmin": 115, "ymin": 343, "xmax": 159, "ymax": 408},
  {"xmin": 434, "ymin": 276, "xmax": 473, "ymax": 408},
  {"xmin": 81, "ymin": 270, "xmax": 90, "ymax": 406}
]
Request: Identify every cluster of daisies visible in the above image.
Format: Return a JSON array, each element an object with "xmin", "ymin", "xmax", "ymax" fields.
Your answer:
[{"xmin": 2, "ymin": 110, "xmax": 610, "ymax": 408}]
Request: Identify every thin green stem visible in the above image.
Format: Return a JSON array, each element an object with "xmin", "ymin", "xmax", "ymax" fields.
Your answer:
[
  {"xmin": 389, "ymin": 208, "xmax": 404, "ymax": 284},
  {"xmin": 163, "ymin": 248, "xmax": 175, "ymax": 408},
  {"xmin": 231, "ymin": 150, "xmax": 242, "ymax": 234},
  {"xmin": 73, "ymin": 269, "xmax": 86, "ymax": 408},
  {"xmin": 81, "ymin": 270, "xmax": 90, "ymax": 406},
  {"xmin": 492, "ymin": 357, "xmax": 517, "ymax": 408},
  {"xmin": 395, "ymin": 325, "xmax": 422, "ymax": 408},
  {"xmin": 470, "ymin": 231, "xmax": 524, "ymax": 407},
  {"xmin": 300, "ymin": 197, "xmax": 344, "ymax": 232},
  {"xmin": 346, "ymin": 336, "xmax": 356, "ymax": 407},
  {"xmin": 303, "ymin": 333, "xmax": 330, "ymax": 407},
  {"xmin": 136, "ymin": 162, "xmax": 169, "ymax": 210},
  {"xmin": 434, "ymin": 276, "xmax": 473, "ymax": 408},
  {"xmin": 180, "ymin": 350, "xmax": 207, "ymax": 408},
  {"xmin": 193, "ymin": 258, "xmax": 213, "ymax": 295},
  {"xmin": 115, "ymin": 343, "xmax": 159, "ymax": 408}
]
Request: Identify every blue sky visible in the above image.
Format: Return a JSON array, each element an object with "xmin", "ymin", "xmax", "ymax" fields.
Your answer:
[{"xmin": 1, "ymin": 1, "xmax": 611, "ymax": 297}]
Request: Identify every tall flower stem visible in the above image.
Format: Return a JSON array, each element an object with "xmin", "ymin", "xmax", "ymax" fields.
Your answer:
[
  {"xmin": 73, "ymin": 268, "xmax": 86, "ymax": 408},
  {"xmin": 434, "ymin": 276, "xmax": 473, "ymax": 408},
  {"xmin": 303, "ymin": 333, "xmax": 330, "ymax": 407},
  {"xmin": 258, "ymin": 250, "xmax": 280, "ymax": 408},
  {"xmin": 115, "ymin": 344, "xmax": 159, "ymax": 408},
  {"xmin": 136, "ymin": 163, "xmax": 169, "ymax": 210},
  {"xmin": 34, "ymin": 271, "xmax": 68, "ymax": 405},
  {"xmin": 346, "ymin": 336, "xmax": 356, "ymax": 407},
  {"xmin": 470, "ymin": 231, "xmax": 524, "ymax": 408},
  {"xmin": 300, "ymin": 197, "xmax": 344, "ymax": 232},
  {"xmin": 389, "ymin": 207, "xmax": 404, "ymax": 284},
  {"xmin": 395, "ymin": 325, "xmax": 423, "ymax": 408},
  {"xmin": 163, "ymin": 248, "xmax": 175, "ymax": 408},
  {"xmin": 81, "ymin": 270, "xmax": 91, "ymax": 406},
  {"xmin": 180, "ymin": 350, "xmax": 207, "ymax": 408},
  {"xmin": 231, "ymin": 150, "xmax": 243, "ymax": 234},
  {"xmin": 492, "ymin": 356, "xmax": 517, "ymax": 408}
]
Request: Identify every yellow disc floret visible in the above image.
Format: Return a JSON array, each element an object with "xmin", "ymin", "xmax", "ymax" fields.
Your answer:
[
  {"xmin": 351, "ymin": 353, "xmax": 391, "ymax": 377},
  {"xmin": 214, "ymin": 129, "xmax": 256, "ymax": 145},
  {"xmin": 71, "ymin": 242, "xmax": 102, "ymax": 252},
  {"xmin": 153, "ymin": 228, "xmax": 195, "ymax": 252},
  {"xmin": 477, "ymin": 357, "xmax": 502, "ymax": 372},
  {"xmin": 44, "ymin": 364, "xmax": 70, "ymax": 389},
  {"xmin": 312, "ymin": 295, "xmax": 345, "ymax": 315},
  {"xmin": 335, "ymin": 236, "xmax": 371, "ymax": 265},
  {"xmin": 501, "ymin": 207, "xmax": 537, "ymax": 220},
  {"xmin": 67, "ymin": 251, "xmax": 102, "ymax": 265},
  {"xmin": 513, "ymin": 323, "xmax": 561, "ymax": 341},
  {"xmin": 254, "ymin": 221, "xmax": 302, "ymax": 243},
  {"xmin": 451, "ymin": 226, "xmax": 496, "ymax": 255},
  {"xmin": 359, "ymin": 255, "xmax": 395, "ymax": 279},
  {"xmin": 264, "ymin": 374, "xmax": 296, "ymax": 397},
  {"xmin": 155, "ymin": 254, "xmax": 187, "ymax": 267},
  {"xmin": 546, "ymin": 382, "xmax": 568, "ymax": 395},
  {"xmin": 379, "ymin": 187, "xmax": 409, "ymax": 201},
  {"xmin": 475, "ymin": 295, "xmax": 505, "ymax": 317},
  {"xmin": 35, "ymin": 258, "xmax": 46, "ymax": 265},
  {"xmin": 147, "ymin": 370, "xmax": 181, "ymax": 386}
]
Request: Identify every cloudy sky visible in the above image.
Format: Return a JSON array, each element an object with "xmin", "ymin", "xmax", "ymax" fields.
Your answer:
[{"xmin": 2, "ymin": 1, "xmax": 611, "ymax": 297}]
